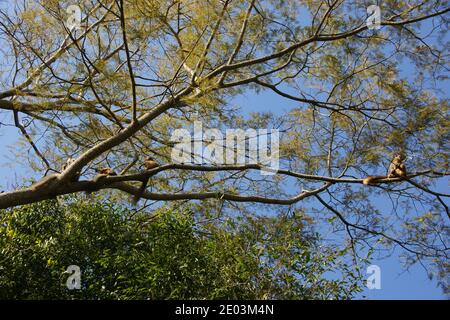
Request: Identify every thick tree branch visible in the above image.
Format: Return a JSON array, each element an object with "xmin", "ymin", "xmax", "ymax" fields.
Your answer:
[{"xmin": 0, "ymin": 162, "xmax": 446, "ymax": 209}]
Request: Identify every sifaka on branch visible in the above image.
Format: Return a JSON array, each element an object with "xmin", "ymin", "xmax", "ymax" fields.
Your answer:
[
  {"xmin": 92, "ymin": 167, "xmax": 117, "ymax": 183},
  {"xmin": 363, "ymin": 153, "xmax": 407, "ymax": 185}
]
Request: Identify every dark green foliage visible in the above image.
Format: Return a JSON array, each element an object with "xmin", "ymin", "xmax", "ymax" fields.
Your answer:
[{"xmin": 0, "ymin": 198, "xmax": 363, "ymax": 299}]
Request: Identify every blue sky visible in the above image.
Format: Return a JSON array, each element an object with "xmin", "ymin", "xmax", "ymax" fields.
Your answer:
[{"xmin": 229, "ymin": 86, "xmax": 448, "ymax": 300}]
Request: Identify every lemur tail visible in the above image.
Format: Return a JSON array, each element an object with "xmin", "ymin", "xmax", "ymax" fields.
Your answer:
[
  {"xmin": 362, "ymin": 176, "xmax": 387, "ymax": 185},
  {"xmin": 132, "ymin": 177, "xmax": 149, "ymax": 205}
]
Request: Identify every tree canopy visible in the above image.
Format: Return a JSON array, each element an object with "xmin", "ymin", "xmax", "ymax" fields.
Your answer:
[
  {"xmin": 0, "ymin": 0, "xmax": 448, "ymax": 294},
  {"xmin": 0, "ymin": 198, "xmax": 362, "ymax": 299}
]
